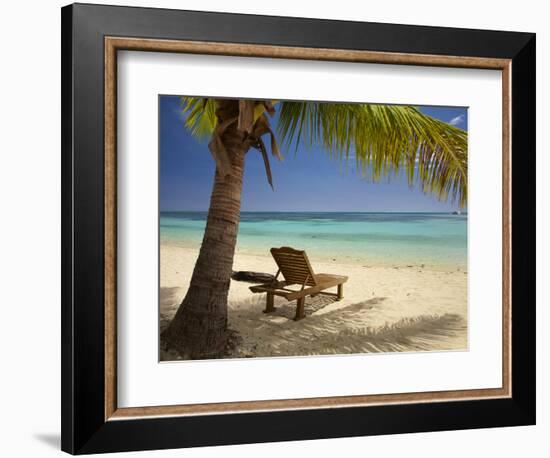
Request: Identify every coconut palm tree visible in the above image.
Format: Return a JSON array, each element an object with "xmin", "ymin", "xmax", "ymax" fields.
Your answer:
[{"xmin": 162, "ymin": 97, "xmax": 467, "ymax": 359}]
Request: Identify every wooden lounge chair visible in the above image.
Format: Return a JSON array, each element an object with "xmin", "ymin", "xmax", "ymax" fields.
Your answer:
[{"xmin": 249, "ymin": 247, "xmax": 348, "ymax": 321}]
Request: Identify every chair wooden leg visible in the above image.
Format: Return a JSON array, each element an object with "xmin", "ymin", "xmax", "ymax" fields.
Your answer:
[
  {"xmin": 294, "ymin": 297, "xmax": 306, "ymax": 321},
  {"xmin": 337, "ymin": 283, "xmax": 344, "ymax": 300},
  {"xmin": 263, "ymin": 292, "xmax": 276, "ymax": 313}
]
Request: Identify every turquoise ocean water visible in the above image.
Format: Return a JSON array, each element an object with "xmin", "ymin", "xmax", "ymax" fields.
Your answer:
[{"xmin": 160, "ymin": 212, "xmax": 467, "ymax": 268}]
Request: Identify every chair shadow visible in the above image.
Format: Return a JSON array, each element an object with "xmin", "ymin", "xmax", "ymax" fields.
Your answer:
[{"xmin": 33, "ymin": 433, "xmax": 60, "ymax": 449}]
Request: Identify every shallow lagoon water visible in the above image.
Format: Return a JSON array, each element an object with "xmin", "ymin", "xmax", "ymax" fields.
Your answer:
[{"xmin": 160, "ymin": 211, "xmax": 467, "ymax": 268}]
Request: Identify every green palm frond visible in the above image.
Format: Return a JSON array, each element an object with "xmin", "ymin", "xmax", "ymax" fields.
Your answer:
[
  {"xmin": 278, "ymin": 102, "xmax": 468, "ymax": 207},
  {"xmin": 179, "ymin": 97, "xmax": 217, "ymax": 139},
  {"xmin": 178, "ymin": 97, "xmax": 468, "ymax": 207}
]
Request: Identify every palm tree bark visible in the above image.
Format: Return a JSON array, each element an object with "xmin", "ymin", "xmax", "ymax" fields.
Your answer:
[{"xmin": 163, "ymin": 101, "xmax": 249, "ymax": 359}]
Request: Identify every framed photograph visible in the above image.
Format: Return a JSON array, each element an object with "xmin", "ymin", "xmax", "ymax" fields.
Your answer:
[{"xmin": 61, "ymin": 3, "xmax": 536, "ymax": 454}]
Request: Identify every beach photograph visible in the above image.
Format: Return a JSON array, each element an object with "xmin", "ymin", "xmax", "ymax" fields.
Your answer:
[{"xmin": 159, "ymin": 96, "xmax": 468, "ymax": 361}]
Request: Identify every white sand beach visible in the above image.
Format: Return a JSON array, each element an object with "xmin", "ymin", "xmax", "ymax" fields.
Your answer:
[{"xmin": 160, "ymin": 243, "xmax": 468, "ymax": 360}]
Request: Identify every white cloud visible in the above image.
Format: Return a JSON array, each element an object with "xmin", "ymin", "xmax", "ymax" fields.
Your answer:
[{"xmin": 449, "ymin": 114, "xmax": 465, "ymax": 126}]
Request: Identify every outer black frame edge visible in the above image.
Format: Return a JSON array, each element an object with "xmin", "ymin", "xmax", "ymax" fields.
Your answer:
[
  {"xmin": 510, "ymin": 34, "xmax": 536, "ymax": 425},
  {"xmin": 77, "ymin": 399, "xmax": 533, "ymax": 455},
  {"xmin": 70, "ymin": 2, "xmax": 533, "ymax": 57},
  {"xmin": 61, "ymin": 4, "xmax": 75, "ymax": 455},
  {"xmin": 61, "ymin": 3, "xmax": 536, "ymax": 454}
]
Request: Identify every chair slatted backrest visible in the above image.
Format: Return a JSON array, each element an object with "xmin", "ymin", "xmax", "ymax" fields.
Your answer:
[{"xmin": 270, "ymin": 247, "xmax": 317, "ymax": 286}]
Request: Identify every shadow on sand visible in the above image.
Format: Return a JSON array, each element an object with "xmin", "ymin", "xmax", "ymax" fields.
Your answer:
[
  {"xmin": 160, "ymin": 290, "xmax": 467, "ymax": 359},
  {"xmin": 160, "ymin": 286, "xmax": 184, "ymax": 333},
  {"xmin": 228, "ymin": 296, "xmax": 466, "ymax": 356}
]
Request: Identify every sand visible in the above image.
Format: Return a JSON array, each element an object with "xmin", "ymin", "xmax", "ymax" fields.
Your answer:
[{"xmin": 160, "ymin": 244, "xmax": 468, "ymax": 360}]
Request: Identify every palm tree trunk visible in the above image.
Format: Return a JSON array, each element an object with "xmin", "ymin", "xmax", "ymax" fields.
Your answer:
[{"xmin": 163, "ymin": 102, "xmax": 248, "ymax": 359}]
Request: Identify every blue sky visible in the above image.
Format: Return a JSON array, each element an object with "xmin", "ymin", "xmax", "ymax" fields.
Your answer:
[{"xmin": 159, "ymin": 96, "xmax": 467, "ymax": 212}]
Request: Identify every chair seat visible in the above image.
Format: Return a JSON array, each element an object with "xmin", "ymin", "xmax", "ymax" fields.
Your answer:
[{"xmin": 315, "ymin": 273, "xmax": 348, "ymax": 283}]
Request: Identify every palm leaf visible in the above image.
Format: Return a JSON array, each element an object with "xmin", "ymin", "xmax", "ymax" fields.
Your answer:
[
  {"xmin": 179, "ymin": 97, "xmax": 279, "ymax": 139},
  {"xmin": 278, "ymin": 102, "xmax": 467, "ymax": 206},
  {"xmin": 178, "ymin": 97, "xmax": 468, "ymax": 207},
  {"xmin": 256, "ymin": 137, "xmax": 274, "ymax": 189},
  {"xmin": 179, "ymin": 97, "xmax": 217, "ymax": 140}
]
